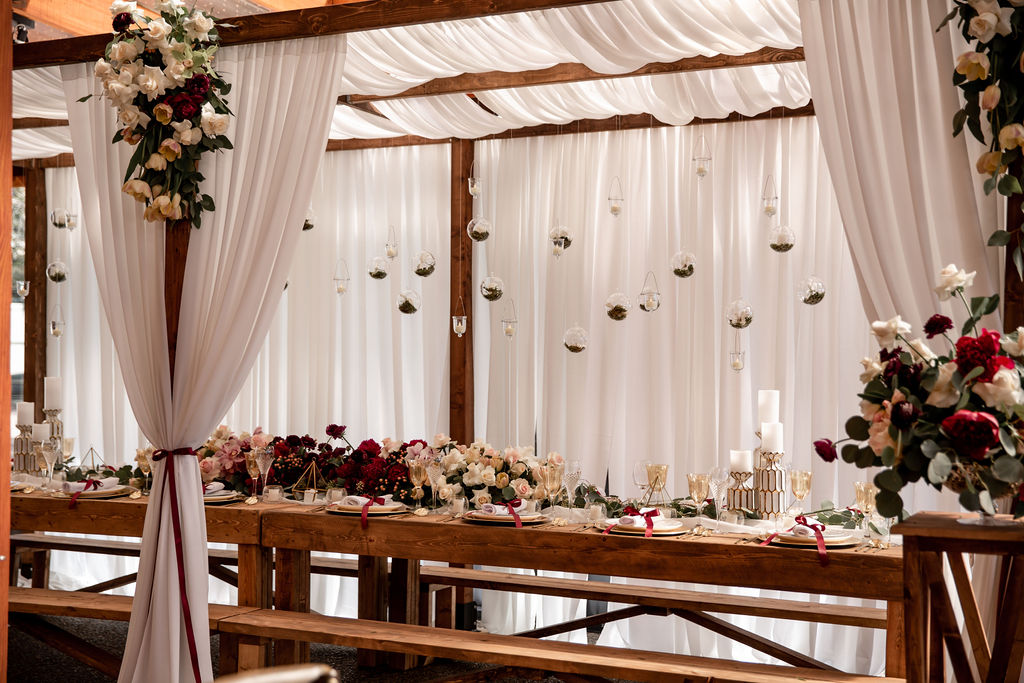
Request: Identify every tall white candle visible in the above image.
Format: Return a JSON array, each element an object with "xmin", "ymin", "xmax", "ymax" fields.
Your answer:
[
  {"xmin": 44, "ymin": 377, "xmax": 62, "ymax": 411},
  {"xmin": 758, "ymin": 390, "xmax": 779, "ymax": 426},
  {"xmin": 761, "ymin": 422, "xmax": 784, "ymax": 453},
  {"xmin": 17, "ymin": 402, "xmax": 33, "ymax": 425},
  {"xmin": 32, "ymin": 424, "xmax": 49, "ymax": 443},
  {"xmin": 730, "ymin": 449, "xmax": 753, "ymax": 472}
]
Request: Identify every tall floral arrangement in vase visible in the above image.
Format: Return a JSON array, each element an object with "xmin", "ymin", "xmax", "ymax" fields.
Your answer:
[
  {"xmin": 814, "ymin": 265, "xmax": 1024, "ymax": 518},
  {"xmin": 91, "ymin": 0, "xmax": 232, "ymax": 229}
]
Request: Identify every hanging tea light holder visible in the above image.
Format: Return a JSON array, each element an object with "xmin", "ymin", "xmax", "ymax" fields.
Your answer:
[
  {"xmin": 385, "ymin": 225, "xmax": 398, "ymax": 260},
  {"xmin": 692, "ymin": 135, "xmax": 712, "ymax": 179},
  {"xmin": 46, "ymin": 260, "xmax": 69, "ymax": 283},
  {"xmin": 798, "ymin": 275, "xmax": 826, "ymax": 306},
  {"xmin": 302, "ymin": 205, "xmax": 316, "ymax": 231},
  {"xmin": 397, "ymin": 289, "xmax": 420, "ymax": 315},
  {"xmin": 333, "ymin": 258, "xmax": 350, "ymax": 294},
  {"xmin": 480, "ymin": 273, "xmax": 505, "ymax": 302},
  {"xmin": 563, "ymin": 324, "xmax": 588, "ymax": 353},
  {"xmin": 605, "ymin": 291, "xmax": 631, "ymax": 321},
  {"xmin": 761, "ymin": 175, "xmax": 778, "ymax": 217},
  {"xmin": 638, "ymin": 271, "xmax": 661, "ymax": 313},
  {"xmin": 367, "ymin": 256, "xmax": 389, "ymax": 280},
  {"xmin": 50, "ymin": 209, "xmax": 77, "ymax": 230},
  {"xmin": 729, "ymin": 330, "xmax": 745, "ymax": 372},
  {"xmin": 671, "ymin": 251, "xmax": 696, "ymax": 278},
  {"xmin": 16, "ymin": 280, "xmax": 29, "ymax": 298},
  {"xmin": 607, "ymin": 176, "xmax": 624, "ymax": 218},
  {"xmin": 452, "ymin": 297, "xmax": 468, "ymax": 338},
  {"xmin": 768, "ymin": 224, "xmax": 796, "ymax": 253},
  {"xmin": 501, "ymin": 299, "xmax": 518, "ymax": 339},
  {"xmin": 49, "ymin": 304, "xmax": 65, "ymax": 338},
  {"xmin": 468, "ymin": 160, "xmax": 481, "ymax": 198},
  {"xmin": 726, "ymin": 298, "xmax": 753, "ymax": 329},
  {"xmin": 467, "ymin": 217, "xmax": 492, "ymax": 242},
  {"xmin": 549, "ymin": 224, "xmax": 573, "ymax": 258}
]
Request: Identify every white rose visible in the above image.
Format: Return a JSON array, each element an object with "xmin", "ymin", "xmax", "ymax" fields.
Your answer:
[
  {"xmin": 145, "ymin": 153, "xmax": 167, "ymax": 171},
  {"xmin": 908, "ymin": 338, "xmax": 937, "ymax": 362},
  {"xmin": 462, "ymin": 463, "xmax": 484, "ymax": 487},
  {"xmin": 154, "ymin": 0, "xmax": 185, "ymax": 13},
  {"xmin": 470, "ymin": 488, "xmax": 491, "ymax": 508},
  {"xmin": 1002, "ymin": 328, "xmax": 1024, "ymax": 357},
  {"xmin": 480, "ymin": 466, "xmax": 496, "ymax": 487},
  {"xmin": 144, "ymin": 17, "xmax": 172, "ymax": 46},
  {"xmin": 926, "ymin": 362, "xmax": 961, "ymax": 409},
  {"xmin": 136, "ymin": 65, "xmax": 169, "ymax": 100},
  {"xmin": 118, "ymin": 60, "xmax": 142, "ymax": 80},
  {"xmin": 117, "ymin": 104, "xmax": 150, "ymax": 129},
  {"xmin": 968, "ymin": 12, "xmax": 999, "ymax": 42},
  {"xmin": 441, "ymin": 452, "xmax": 462, "ymax": 474},
  {"xmin": 510, "ymin": 462, "xmax": 527, "ymax": 477},
  {"xmin": 431, "ymin": 433, "xmax": 451, "ymax": 449},
  {"xmin": 109, "ymin": 0, "xmax": 137, "ymax": 16},
  {"xmin": 162, "ymin": 59, "xmax": 187, "ymax": 87},
  {"xmin": 511, "ymin": 478, "xmax": 533, "ymax": 499},
  {"xmin": 108, "ymin": 38, "xmax": 140, "ymax": 64},
  {"xmin": 106, "ymin": 79, "xmax": 139, "ymax": 107},
  {"xmin": 546, "ymin": 451, "xmax": 564, "ymax": 466},
  {"xmin": 935, "ymin": 263, "xmax": 976, "ymax": 301},
  {"xmin": 437, "ymin": 485, "xmax": 453, "ymax": 501},
  {"xmin": 974, "ymin": 367, "xmax": 1024, "ymax": 409},
  {"xmin": 94, "ymin": 59, "xmax": 115, "ymax": 80},
  {"xmin": 184, "ymin": 11, "xmax": 215, "ymax": 42},
  {"xmin": 171, "ymin": 120, "xmax": 203, "ymax": 146},
  {"xmin": 859, "ymin": 357, "xmax": 884, "ymax": 384},
  {"xmin": 870, "ymin": 316, "xmax": 912, "ymax": 350},
  {"xmin": 200, "ymin": 102, "xmax": 230, "ymax": 137}
]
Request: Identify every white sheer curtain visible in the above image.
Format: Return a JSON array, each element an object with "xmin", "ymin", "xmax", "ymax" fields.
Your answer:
[{"xmin": 61, "ymin": 34, "xmax": 346, "ymax": 683}]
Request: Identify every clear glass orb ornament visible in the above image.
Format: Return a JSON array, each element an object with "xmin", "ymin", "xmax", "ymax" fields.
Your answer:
[
  {"xmin": 480, "ymin": 274, "xmax": 504, "ymax": 302},
  {"xmin": 16, "ymin": 280, "xmax": 29, "ymax": 298},
  {"xmin": 798, "ymin": 276, "xmax": 826, "ymax": 305},
  {"xmin": 413, "ymin": 250, "xmax": 436, "ymax": 277},
  {"xmin": 768, "ymin": 225, "xmax": 796, "ymax": 253},
  {"xmin": 563, "ymin": 325, "xmax": 588, "ymax": 353},
  {"xmin": 367, "ymin": 256, "xmax": 388, "ymax": 280},
  {"xmin": 397, "ymin": 290, "xmax": 420, "ymax": 315},
  {"xmin": 671, "ymin": 251, "xmax": 696, "ymax": 278},
  {"xmin": 50, "ymin": 209, "xmax": 77, "ymax": 230},
  {"xmin": 605, "ymin": 292, "xmax": 631, "ymax": 321},
  {"xmin": 549, "ymin": 225, "xmax": 573, "ymax": 258},
  {"xmin": 467, "ymin": 217, "xmax": 492, "ymax": 242},
  {"xmin": 46, "ymin": 261, "xmax": 69, "ymax": 283},
  {"xmin": 726, "ymin": 298, "xmax": 753, "ymax": 329}
]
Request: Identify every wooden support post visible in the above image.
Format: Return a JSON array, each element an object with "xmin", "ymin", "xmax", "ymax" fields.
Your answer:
[
  {"xmin": 273, "ymin": 548, "xmax": 311, "ymax": 666},
  {"xmin": 885, "ymin": 600, "xmax": 906, "ymax": 678},
  {"xmin": 23, "ymin": 167, "xmax": 46, "ymax": 423},
  {"xmin": 1004, "ymin": 159, "xmax": 1024, "ymax": 330},
  {"xmin": 1, "ymin": 4, "xmax": 14, "ymax": 667},
  {"xmin": 236, "ymin": 543, "xmax": 273, "ymax": 669},
  {"xmin": 164, "ymin": 218, "xmax": 191, "ymax": 384},
  {"xmin": 356, "ymin": 555, "xmax": 388, "ymax": 667},
  {"xmin": 388, "ymin": 558, "xmax": 421, "ymax": 669},
  {"xmin": 449, "ymin": 138, "xmax": 474, "ymax": 445}
]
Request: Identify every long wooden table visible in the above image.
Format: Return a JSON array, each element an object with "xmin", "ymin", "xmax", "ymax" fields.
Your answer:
[{"xmin": 261, "ymin": 508, "xmax": 906, "ymax": 676}]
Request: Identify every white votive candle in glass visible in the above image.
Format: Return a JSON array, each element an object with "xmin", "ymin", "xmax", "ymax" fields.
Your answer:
[
  {"xmin": 44, "ymin": 377, "xmax": 62, "ymax": 410},
  {"xmin": 32, "ymin": 424, "xmax": 49, "ymax": 443},
  {"xmin": 730, "ymin": 449, "xmax": 753, "ymax": 472},
  {"xmin": 17, "ymin": 402, "xmax": 33, "ymax": 425},
  {"xmin": 758, "ymin": 389, "xmax": 779, "ymax": 426},
  {"xmin": 761, "ymin": 422, "xmax": 784, "ymax": 453}
]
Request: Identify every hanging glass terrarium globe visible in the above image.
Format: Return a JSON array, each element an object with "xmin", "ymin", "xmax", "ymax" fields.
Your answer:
[
  {"xmin": 367, "ymin": 256, "xmax": 388, "ymax": 280},
  {"xmin": 501, "ymin": 299, "xmax": 518, "ymax": 338},
  {"xmin": 302, "ymin": 205, "xmax": 316, "ymax": 231},
  {"xmin": 385, "ymin": 225, "xmax": 398, "ymax": 260},
  {"xmin": 333, "ymin": 258, "xmax": 350, "ymax": 294},
  {"xmin": 605, "ymin": 292, "xmax": 631, "ymax": 321},
  {"xmin": 49, "ymin": 304, "xmax": 65, "ymax": 338},
  {"xmin": 607, "ymin": 176, "xmax": 624, "ymax": 217},
  {"xmin": 50, "ymin": 208, "xmax": 77, "ymax": 230},
  {"xmin": 467, "ymin": 217, "xmax": 491, "ymax": 242},
  {"xmin": 468, "ymin": 160, "xmax": 481, "ymax": 198},
  {"xmin": 549, "ymin": 224, "xmax": 573, "ymax": 258},
  {"xmin": 726, "ymin": 298, "xmax": 753, "ymax": 329},
  {"xmin": 16, "ymin": 280, "xmax": 29, "ymax": 298},
  {"xmin": 480, "ymin": 274, "xmax": 504, "ymax": 302},
  {"xmin": 413, "ymin": 250, "xmax": 436, "ymax": 277},
  {"xmin": 563, "ymin": 325, "xmax": 588, "ymax": 353},
  {"xmin": 397, "ymin": 290, "xmax": 420, "ymax": 315},
  {"xmin": 768, "ymin": 224, "xmax": 796, "ymax": 252},
  {"xmin": 671, "ymin": 251, "xmax": 696, "ymax": 278},
  {"xmin": 46, "ymin": 260, "xmax": 69, "ymax": 283},
  {"xmin": 638, "ymin": 271, "xmax": 661, "ymax": 312},
  {"xmin": 692, "ymin": 135, "xmax": 711, "ymax": 178},
  {"xmin": 761, "ymin": 175, "xmax": 778, "ymax": 217},
  {"xmin": 798, "ymin": 276, "xmax": 826, "ymax": 305},
  {"xmin": 452, "ymin": 296, "xmax": 467, "ymax": 338}
]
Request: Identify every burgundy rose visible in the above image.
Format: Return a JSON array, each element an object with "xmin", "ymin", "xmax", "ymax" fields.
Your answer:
[
  {"xmin": 185, "ymin": 73, "xmax": 211, "ymax": 97},
  {"xmin": 300, "ymin": 435, "xmax": 316, "ymax": 449},
  {"xmin": 889, "ymin": 401, "xmax": 921, "ymax": 430},
  {"xmin": 285, "ymin": 434, "xmax": 302, "ymax": 448},
  {"xmin": 357, "ymin": 439, "xmax": 382, "ymax": 457},
  {"xmin": 941, "ymin": 410, "xmax": 1000, "ymax": 460},
  {"xmin": 956, "ymin": 329, "xmax": 1012, "ymax": 383},
  {"xmin": 337, "ymin": 462, "xmax": 360, "ymax": 481},
  {"xmin": 813, "ymin": 438, "xmax": 837, "ymax": 463},
  {"xmin": 387, "ymin": 464, "xmax": 406, "ymax": 482},
  {"xmin": 112, "ymin": 12, "xmax": 133, "ymax": 33},
  {"xmin": 882, "ymin": 353, "xmax": 922, "ymax": 391},
  {"xmin": 924, "ymin": 314, "xmax": 953, "ymax": 339},
  {"xmin": 164, "ymin": 92, "xmax": 201, "ymax": 121},
  {"xmin": 326, "ymin": 424, "xmax": 347, "ymax": 440},
  {"xmin": 362, "ymin": 458, "xmax": 386, "ymax": 482}
]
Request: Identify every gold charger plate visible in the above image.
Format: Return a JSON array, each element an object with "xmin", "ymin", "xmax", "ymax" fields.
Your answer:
[
  {"xmin": 770, "ymin": 538, "xmax": 860, "ymax": 549},
  {"xmin": 204, "ymin": 492, "xmax": 245, "ymax": 505},
  {"xmin": 58, "ymin": 485, "xmax": 133, "ymax": 500},
  {"xmin": 762, "ymin": 530, "xmax": 856, "ymax": 547},
  {"xmin": 463, "ymin": 511, "xmax": 546, "ymax": 525},
  {"xmin": 326, "ymin": 503, "xmax": 406, "ymax": 515},
  {"xmin": 605, "ymin": 521, "xmax": 687, "ymax": 537}
]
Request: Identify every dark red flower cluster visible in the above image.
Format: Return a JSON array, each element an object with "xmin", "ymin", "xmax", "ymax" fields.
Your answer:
[
  {"xmin": 185, "ymin": 74, "xmax": 211, "ymax": 97},
  {"xmin": 880, "ymin": 347, "xmax": 922, "ymax": 390},
  {"xmin": 941, "ymin": 410, "xmax": 1000, "ymax": 460},
  {"xmin": 333, "ymin": 439, "xmax": 414, "ymax": 501},
  {"xmin": 955, "ymin": 329, "xmax": 1013, "ymax": 383},
  {"xmin": 923, "ymin": 314, "xmax": 953, "ymax": 339},
  {"xmin": 813, "ymin": 438, "xmax": 837, "ymax": 463},
  {"xmin": 112, "ymin": 12, "xmax": 133, "ymax": 33},
  {"xmin": 326, "ymin": 424, "xmax": 347, "ymax": 440},
  {"xmin": 163, "ymin": 92, "xmax": 202, "ymax": 121}
]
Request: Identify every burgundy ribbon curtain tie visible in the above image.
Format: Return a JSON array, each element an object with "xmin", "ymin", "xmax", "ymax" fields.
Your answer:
[
  {"xmin": 759, "ymin": 514, "xmax": 830, "ymax": 567},
  {"xmin": 67, "ymin": 479, "xmax": 102, "ymax": 509},
  {"xmin": 152, "ymin": 446, "xmax": 197, "ymax": 461},
  {"xmin": 360, "ymin": 496, "xmax": 387, "ymax": 529}
]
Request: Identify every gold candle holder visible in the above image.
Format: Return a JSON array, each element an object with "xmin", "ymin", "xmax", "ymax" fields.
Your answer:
[
  {"xmin": 727, "ymin": 471, "xmax": 755, "ymax": 512},
  {"xmin": 14, "ymin": 424, "xmax": 33, "ymax": 473},
  {"xmin": 754, "ymin": 451, "xmax": 786, "ymax": 520},
  {"xmin": 43, "ymin": 408, "xmax": 63, "ymax": 450}
]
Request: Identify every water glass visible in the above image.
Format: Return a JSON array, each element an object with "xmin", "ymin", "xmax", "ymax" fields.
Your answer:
[
  {"xmin": 263, "ymin": 485, "xmax": 284, "ymax": 503},
  {"xmin": 449, "ymin": 494, "xmax": 467, "ymax": 516},
  {"xmin": 325, "ymin": 488, "xmax": 347, "ymax": 504},
  {"xmin": 585, "ymin": 502, "xmax": 606, "ymax": 524}
]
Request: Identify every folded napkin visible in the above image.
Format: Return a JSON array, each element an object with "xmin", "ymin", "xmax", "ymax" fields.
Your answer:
[
  {"xmin": 12, "ymin": 475, "xmax": 45, "ymax": 488},
  {"xmin": 616, "ymin": 507, "xmax": 661, "ymax": 527},
  {"xmin": 790, "ymin": 525, "xmax": 813, "ymax": 537},
  {"xmin": 480, "ymin": 499, "xmax": 527, "ymax": 516},
  {"xmin": 203, "ymin": 482, "xmax": 226, "ymax": 495},
  {"xmin": 63, "ymin": 477, "xmax": 120, "ymax": 493},
  {"xmin": 340, "ymin": 494, "xmax": 394, "ymax": 507}
]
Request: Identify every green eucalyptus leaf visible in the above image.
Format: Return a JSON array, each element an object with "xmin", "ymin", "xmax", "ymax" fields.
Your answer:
[
  {"xmin": 845, "ymin": 416, "xmax": 871, "ymax": 441},
  {"xmin": 1016, "ymin": 246, "xmax": 1024, "ymax": 281},
  {"xmin": 979, "ymin": 489, "xmax": 996, "ymax": 515},
  {"xmin": 875, "ymin": 469, "xmax": 904, "ymax": 492},
  {"xmin": 881, "ymin": 446, "xmax": 896, "ymax": 467},
  {"xmin": 984, "ymin": 176, "xmax": 998, "ymax": 195},
  {"xmin": 927, "ymin": 451, "xmax": 953, "ymax": 484},
  {"xmin": 963, "ymin": 365, "xmax": 985, "ymax": 383},
  {"xmin": 952, "ymin": 108, "xmax": 968, "ymax": 136},
  {"xmin": 841, "ymin": 443, "xmax": 860, "ymax": 463},
  {"xmin": 921, "ymin": 439, "xmax": 940, "ymax": 459},
  {"xmin": 993, "ymin": 455, "xmax": 1024, "ymax": 482},
  {"xmin": 855, "ymin": 447, "xmax": 877, "ymax": 469},
  {"xmin": 875, "ymin": 490, "xmax": 903, "ymax": 518},
  {"xmin": 999, "ymin": 174, "xmax": 1023, "ymax": 196}
]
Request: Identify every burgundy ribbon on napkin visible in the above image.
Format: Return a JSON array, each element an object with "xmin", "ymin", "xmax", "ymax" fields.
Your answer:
[
  {"xmin": 603, "ymin": 506, "xmax": 661, "ymax": 538},
  {"xmin": 502, "ymin": 499, "xmax": 524, "ymax": 528},
  {"xmin": 759, "ymin": 515, "xmax": 830, "ymax": 567},
  {"xmin": 361, "ymin": 496, "xmax": 387, "ymax": 530},
  {"xmin": 67, "ymin": 479, "xmax": 101, "ymax": 509},
  {"xmin": 152, "ymin": 447, "xmax": 203, "ymax": 683}
]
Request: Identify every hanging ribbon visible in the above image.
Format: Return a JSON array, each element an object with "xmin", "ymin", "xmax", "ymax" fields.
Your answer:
[
  {"xmin": 501, "ymin": 499, "xmax": 523, "ymax": 528},
  {"xmin": 759, "ymin": 515, "xmax": 829, "ymax": 566},
  {"xmin": 67, "ymin": 479, "xmax": 102, "ymax": 509},
  {"xmin": 152, "ymin": 447, "xmax": 203, "ymax": 683},
  {"xmin": 360, "ymin": 496, "xmax": 387, "ymax": 530}
]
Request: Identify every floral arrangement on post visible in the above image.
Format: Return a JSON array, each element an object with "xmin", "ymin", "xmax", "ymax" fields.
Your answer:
[
  {"xmin": 91, "ymin": 0, "xmax": 232, "ymax": 229},
  {"xmin": 940, "ymin": 1, "xmax": 1024, "ymax": 272},
  {"xmin": 814, "ymin": 264, "xmax": 1024, "ymax": 518}
]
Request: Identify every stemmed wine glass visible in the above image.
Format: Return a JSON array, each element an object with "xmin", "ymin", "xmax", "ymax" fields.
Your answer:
[
  {"xmin": 245, "ymin": 452, "xmax": 260, "ymax": 500},
  {"xmin": 708, "ymin": 466, "xmax": 731, "ymax": 532},
  {"xmin": 255, "ymin": 445, "xmax": 275, "ymax": 501},
  {"xmin": 687, "ymin": 473, "xmax": 710, "ymax": 527},
  {"xmin": 41, "ymin": 442, "xmax": 59, "ymax": 492},
  {"xmin": 563, "ymin": 460, "xmax": 582, "ymax": 510},
  {"xmin": 61, "ymin": 437, "xmax": 74, "ymax": 466},
  {"xmin": 138, "ymin": 450, "xmax": 153, "ymax": 495},
  {"xmin": 854, "ymin": 480, "xmax": 878, "ymax": 533},
  {"xmin": 426, "ymin": 460, "xmax": 442, "ymax": 511},
  {"xmin": 407, "ymin": 457, "xmax": 428, "ymax": 509},
  {"xmin": 789, "ymin": 470, "xmax": 812, "ymax": 516},
  {"xmin": 632, "ymin": 460, "xmax": 651, "ymax": 496},
  {"xmin": 543, "ymin": 462, "xmax": 564, "ymax": 513}
]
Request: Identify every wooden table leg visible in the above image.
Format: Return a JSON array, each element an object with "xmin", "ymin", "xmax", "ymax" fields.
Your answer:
[
  {"xmin": 30, "ymin": 550, "xmax": 48, "ymax": 588},
  {"xmin": 236, "ymin": 543, "xmax": 273, "ymax": 671},
  {"xmin": 273, "ymin": 547, "xmax": 311, "ymax": 666},
  {"xmin": 388, "ymin": 558, "xmax": 420, "ymax": 670},
  {"xmin": 989, "ymin": 555, "xmax": 1024, "ymax": 683},
  {"xmin": 904, "ymin": 537, "xmax": 927, "ymax": 683},
  {"xmin": 886, "ymin": 600, "xmax": 906, "ymax": 678},
  {"xmin": 450, "ymin": 562, "xmax": 476, "ymax": 629},
  {"xmin": 357, "ymin": 555, "xmax": 388, "ymax": 668}
]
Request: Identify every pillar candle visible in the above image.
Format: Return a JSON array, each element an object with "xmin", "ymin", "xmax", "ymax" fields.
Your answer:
[
  {"xmin": 44, "ymin": 377, "xmax": 62, "ymax": 410},
  {"xmin": 730, "ymin": 449, "xmax": 753, "ymax": 472},
  {"xmin": 758, "ymin": 390, "xmax": 779, "ymax": 426},
  {"xmin": 17, "ymin": 402, "xmax": 33, "ymax": 425},
  {"xmin": 761, "ymin": 422, "xmax": 784, "ymax": 453},
  {"xmin": 32, "ymin": 424, "xmax": 49, "ymax": 443}
]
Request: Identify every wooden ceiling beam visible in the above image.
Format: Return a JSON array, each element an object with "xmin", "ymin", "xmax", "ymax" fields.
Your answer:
[
  {"xmin": 15, "ymin": 0, "xmax": 619, "ymax": 69},
  {"xmin": 13, "ymin": 0, "xmax": 158, "ymax": 37},
  {"xmin": 346, "ymin": 47, "xmax": 805, "ymax": 104},
  {"xmin": 13, "ymin": 118, "xmax": 68, "ymax": 129}
]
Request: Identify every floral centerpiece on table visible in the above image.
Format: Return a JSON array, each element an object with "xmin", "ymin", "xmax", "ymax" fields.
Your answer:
[
  {"xmin": 432, "ymin": 439, "xmax": 549, "ymax": 509},
  {"xmin": 91, "ymin": 0, "xmax": 232, "ymax": 229},
  {"xmin": 814, "ymin": 265, "xmax": 1024, "ymax": 518},
  {"xmin": 196, "ymin": 425, "xmax": 272, "ymax": 492},
  {"xmin": 333, "ymin": 437, "xmax": 415, "ymax": 503},
  {"xmin": 941, "ymin": 1, "xmax": 1024, "ymax": 272}
]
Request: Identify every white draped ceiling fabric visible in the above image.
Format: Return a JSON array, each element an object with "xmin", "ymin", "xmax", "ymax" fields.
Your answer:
[{"xmin": 60, "ymin": 34, "xmax": 347, "ymax": 683}]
